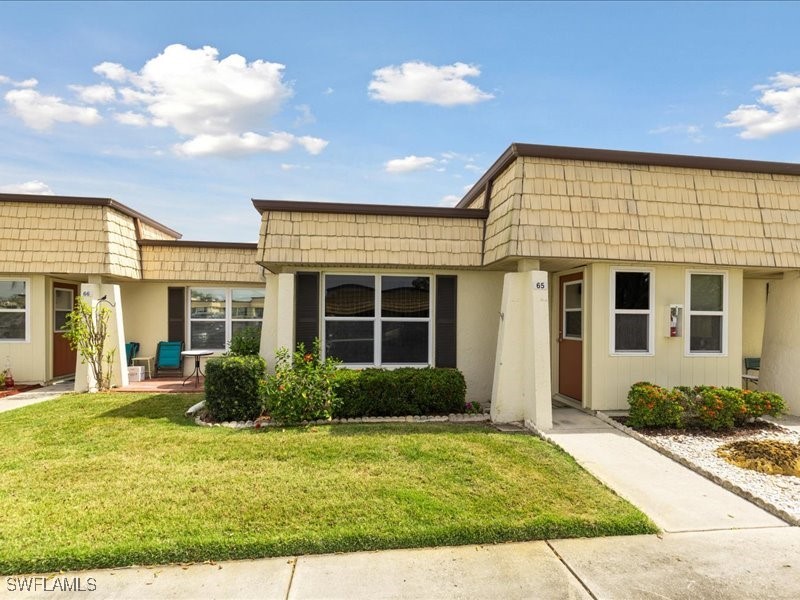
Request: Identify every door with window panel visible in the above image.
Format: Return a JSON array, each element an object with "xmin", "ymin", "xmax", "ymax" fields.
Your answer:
[
  {"xmin": 558, "ymin": 273, "xmax": 583, "ymax": 402},
  {"xmin": 53, "ymin": 283, "xmax": 78, "ymax": 377}
]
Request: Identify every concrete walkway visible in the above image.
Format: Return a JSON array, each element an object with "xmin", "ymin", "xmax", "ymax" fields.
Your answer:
[
  {"xmin": 0, "ymin": 381, "xmax": 73, "ymax": 414},
  {"xmin": 544, "ymin": 407, "xmax": 787, "ymax": 532},
  {"xmin": 4, "ymin": 528, "xmax": 799, "ymax": 599}
]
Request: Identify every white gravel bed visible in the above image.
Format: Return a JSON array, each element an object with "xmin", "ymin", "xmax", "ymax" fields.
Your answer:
[{"xmin": 619, "ymin": 420, "xmax": 800, "ymax": 524}]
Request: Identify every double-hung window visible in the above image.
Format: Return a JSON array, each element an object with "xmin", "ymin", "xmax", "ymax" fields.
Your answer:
[
  {"xmin": 611, "ymin": 269, "xmax": 653, "ymax": 354},
  {"xmin": 189, "ymin": 287, "xmax": 264, "ymax": 351},
  {"xmin": 324, "ymin": 274, "xmax": 431, "ymax": 365},
  {"xmin": 686, "ymin": 272, "xmax": 726, "ymax": 355},
  {"xmin": 0, "ymin": 279, "xmax": 28, "ymax": 342}
]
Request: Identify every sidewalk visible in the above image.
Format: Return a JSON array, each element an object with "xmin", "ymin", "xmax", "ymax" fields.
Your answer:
[
  {"xmin": 3, "ymin": 528, "xmax": 799, "ymax": 599},
  {"xmin": 542, "ymin": 407, "xmax": 787, "ymax": 532},
  {"xmin": 0, "ymin": 381, "xmax": 73, "ymax": 414}
]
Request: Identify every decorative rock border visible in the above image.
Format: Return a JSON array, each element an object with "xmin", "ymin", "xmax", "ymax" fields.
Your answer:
[
  {"xmin": 188, "ymin": 401, "xmax": 490, "ymax": 429},
  {"xmin": 593, "ymin": 410, "xmax": 800, "ymax": 527}
]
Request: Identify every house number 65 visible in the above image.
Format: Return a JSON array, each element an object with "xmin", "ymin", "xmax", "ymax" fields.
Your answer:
[{"xmin": 536, "ymin": 282, "xmax": 547, "ymax": 290}]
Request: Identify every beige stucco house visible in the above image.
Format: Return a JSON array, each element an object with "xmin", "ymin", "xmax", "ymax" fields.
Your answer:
[{"xmin": 3, "ymin": 143, "xmax": 800, "ymax": 425}]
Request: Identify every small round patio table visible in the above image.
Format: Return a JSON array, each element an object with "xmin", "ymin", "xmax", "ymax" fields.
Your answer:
[{"xmin": 181, "ymin": 350, "xmax": 214, "ymax": 388}]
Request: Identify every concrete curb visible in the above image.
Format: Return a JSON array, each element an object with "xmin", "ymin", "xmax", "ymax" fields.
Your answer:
[{"xmin": 593, "ymin": 410, "xmax": 799, "ymax": 527}]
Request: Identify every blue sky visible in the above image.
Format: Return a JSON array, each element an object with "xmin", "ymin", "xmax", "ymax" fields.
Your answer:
[{"xmin": 1, "ymin": 1, "xmax": 799, "ymax": 241}]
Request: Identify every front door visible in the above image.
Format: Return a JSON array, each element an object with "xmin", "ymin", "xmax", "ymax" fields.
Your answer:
[
  {"xmin": 53, "ymin": 283, "xmax": 78, "ymax": 378},
  {"xmin": 558, "ymin": 273, "xmax": 583, "ymax": 402}
]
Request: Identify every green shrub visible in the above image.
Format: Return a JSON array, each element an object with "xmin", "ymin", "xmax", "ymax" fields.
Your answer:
[
  {"xmin": 205, "ymin": 355, "xmax": 266, "ymax": 422},
  {"xmin": 227, "ymin": 326, "xmax": 261, "ymax": 356},
  {"xmin": 333, "ymin": 368, "xmax": 467, "ymax": 417},
  {"xmin": 626, "ymin": 382, "xmax": 786, "ymax": 431},
  {"xmin": 627, "ymin": 382, "xmax": 685, "ymax": 429},
  {"xmin": 693, "ymin": 387, "xmax": 743, "ymax": 430},
  {"xmin": 265, "ymin": 340, "xmax": 341, "ymax": 425}
]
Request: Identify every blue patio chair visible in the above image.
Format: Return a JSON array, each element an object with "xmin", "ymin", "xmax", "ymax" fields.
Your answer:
[
  {"xmin": 125, "ymin": 342, "xmax": 140, "ymax": 366},
  {"xmin": 155, "ymin": 341, "xmax": 184, "ymax": 377}
]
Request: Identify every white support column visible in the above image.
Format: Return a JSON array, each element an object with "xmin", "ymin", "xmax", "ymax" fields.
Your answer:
[
  {"xmin": 276, "ymin": 273, "xmax": 295, "ymax": 355},
  {"xmin": 260, "ymin": 274, "xmax": 280, "ymax": 373},
  {"xmin": 490, "ymin": 270, "xmax": 553, "ymax": 428},
  {"xmin": 760, "ymin": 272, "xmax": 800, "ymax": 415},
  {"xmin": 74, "ymin": 283, "xmax": 128, "ymax": 392}
]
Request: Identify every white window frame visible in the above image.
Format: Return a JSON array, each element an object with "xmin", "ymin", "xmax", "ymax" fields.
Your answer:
[
  {"xmin": 610, "ymin": 267, "xmax": 655, "ymax": 356},
  {"xmin": 322, "ymin": 273, "xmax": 433, "ymax": 368},
  {"xmin": 0, "ymin": 278, "xmax": 30, "ymax": 343},
  {"xmin": 684, "ymin": 270, "xmax": 728, "ymax": 357},
  {"xmin": 562, "ymin": 279, "xmax": 583, "ymax": 341},
  {"xmin": 187, "ymin": 287, "xmax": 264, "ymax": 351}
]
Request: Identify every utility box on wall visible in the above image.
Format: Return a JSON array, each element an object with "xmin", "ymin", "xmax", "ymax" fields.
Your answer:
[{"xmin": 665, "ymin": 304, "xmax": 683, "ymax": 337}]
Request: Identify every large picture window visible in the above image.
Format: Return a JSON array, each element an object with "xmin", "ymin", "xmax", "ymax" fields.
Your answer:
[
  {"xmin": 686, "ymin": 272, "xmax": 726, "ymax": 355},
  {"xmin": 0, "ymin": 280, "xmax": 28, "ymax": 342},
  {"xmin": 324, "ymin": 274, "xmax": 431, "ymax": 365},
  {"xmin": 611, "ymin": 269, "xmax": 653, "ymax": 354},
  {"xmin": 189, "ymin": 287, "xmax": 264, "ymax": 350}
]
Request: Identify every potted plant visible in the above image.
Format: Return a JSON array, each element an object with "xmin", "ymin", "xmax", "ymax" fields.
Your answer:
[{"xmin": 2, "ymin": 369, "xmax": 13, "ymax": 390}]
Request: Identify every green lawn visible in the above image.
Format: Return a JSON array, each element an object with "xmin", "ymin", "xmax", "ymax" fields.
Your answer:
[{"xmin": 0, "ymin": 393, "xmax": 656, "ymax": 574}]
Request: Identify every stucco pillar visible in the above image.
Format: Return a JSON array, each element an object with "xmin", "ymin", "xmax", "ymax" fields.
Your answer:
[
  {"xmin": 491, "ymin": 270, "xmax": 553, "ymax": 428},
  {"xmin": 260, "ymin": 273, "xmax": 295, "ymax": 373},
  {"xmin": 74, "ymin": 283, "xmax": 128, "ymax": 392},
  {"xmin": 760, "ymin": 272, "xmax": 800, "ymax": 415}
]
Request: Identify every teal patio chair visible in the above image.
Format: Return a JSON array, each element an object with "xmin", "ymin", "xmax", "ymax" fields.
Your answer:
[
  {"xmin": 155, "ymin": 341, "xmax": 184, "ymax": 377},
  {"xmin": 125, "ymin": 342, "xmax": 140, "ymax": 366}
]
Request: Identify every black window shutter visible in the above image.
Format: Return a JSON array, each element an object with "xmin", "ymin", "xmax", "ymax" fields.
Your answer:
[
  {"xmin": 435, "ymin": 275, "xmax": 457, "ymax": 368},
  {"xmin": 295, "ymin": 272, "xmax": 320, "ymax": 352},
  {"xmin": 167, "ymin": 287, "xmax": 186, "ymax": 343}
]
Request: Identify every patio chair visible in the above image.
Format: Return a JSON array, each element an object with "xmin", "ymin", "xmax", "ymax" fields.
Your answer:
[
  {"xmin": 125, "ymin": 342, "xmax": 140, "ymax": 366},
  {"xmin": 742, "ymin": 357, "xmax": 760, "ymax": 390},
  {"xmin": 155, "ymin": 341, "xmax": 184, "ymax": 377}
]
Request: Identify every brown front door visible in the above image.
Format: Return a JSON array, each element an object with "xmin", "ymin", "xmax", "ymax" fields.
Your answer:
[
  {"xmin": 53, "ymin": 283, "xmax": 78, "ymax": 378},
  {"xmin": 558, "ymin": 273, "xmax": 583, "ymax": 402}
]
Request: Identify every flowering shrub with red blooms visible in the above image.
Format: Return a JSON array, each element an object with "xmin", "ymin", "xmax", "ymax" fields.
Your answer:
[
  {"xmin": 627, "ymin": 382, "xmax": 786, "ymax": 431},
  {"xmin": 627, "ymin": 382, "xmax": 686, "ymax": 429},
  {"xmin": 264, "ymin": 339, "xmax": 341, "ymax": 425}
]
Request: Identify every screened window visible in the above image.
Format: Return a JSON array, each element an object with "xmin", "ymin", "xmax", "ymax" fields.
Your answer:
[
  {"xmin": 189, "ymin": 287, "xmax": 264, "ymax": 350},
  {"xmin": 0, "ymin": 280, "xmax": 27, "ymax": 342},
  {"xmin": 324, "ymin": 274, "xmax": 430, "ymax": 365},
  {"xmin": 563, "ymin": 281, "xmax": 582, "ymax": 340},
  {"xmin": 688, "ymin": 273, "xmax": 725, "ymax": 354},
  {"xmin": 612, "ymin": 271, "xmax": 652, "ymax": 353}
]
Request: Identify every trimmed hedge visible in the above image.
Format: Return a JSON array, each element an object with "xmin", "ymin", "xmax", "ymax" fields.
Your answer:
[
  {"xmin": 627, "ymin": 381, "xmax": 785, "ymax": 431},
  {"xmin": 205, "ymin": 355, "xmax": 266, "ymax": 422},
  {"xmin": 333, "ymin": 368, "xmax": 467, "ymax": 418}
]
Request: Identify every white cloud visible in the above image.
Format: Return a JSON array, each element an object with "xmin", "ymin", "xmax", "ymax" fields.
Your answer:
[
  {"xmin": 649, "ymin": 124, "xmax": 705, "ymax": 143},
  {"xmin": 0, "ymin": 75, "xmax": 38, "ymax": 88},
  {"xmin": 323, "ymin": 87, "xmax": 334, "ymax": 95},
  {"xmin": 720, "ymin": 72, "xmax": 800, "ymax": 139},
  {"xmin": 93, "ymin": 61, "xmax": 131, "ymax": 82},
  {"xmin": 173, "ymin": 132, "xmax": 328, "ymax": 157},
  {"xmin": 369, "ymin": 61, "xmax": 493, "ymax": 106},
  {"xmin": 4, "ymin": 88, "xmax": 101, "ymax": 131},
  {"xmin": 439, "ymin": 194, "xmax": 461, "ymax": 207},
  {"xmin": 114, "ymin": 111, "xmax": 149, "ymax": 126},
  {"xmin": 294, "ymin": 104, "xmax": 315, "ymax": 126},
  {"xmin": 92, "ymin": 44, "xmax": 327, "ymax": 156},
  {"xmin": 70, "ymin": 83, "xmax": 116, "ymax": 104},
  {"xmin": 0, "ymin": 180, "xmax": 54, "ymax": 195},
  {"xmin": 280, "ymin": 163, "xmax": 299, "ymax": 171},
  {"xmin": 384, "ymin": 155, "xmax": 438, "ymax": 173}
]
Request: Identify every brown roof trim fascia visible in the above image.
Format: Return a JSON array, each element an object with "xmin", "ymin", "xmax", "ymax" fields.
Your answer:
[
  {"xmin": 138, "ymin": 240, "xmax": 257, "ymax": 250},
  {"xmin": 456, "ymin": 143, "xmax": 800, "ymax": 208},
  {"xmin": 252, "ymin": 199, "xmax": 489, "ymax": 219},
  {"xmin": 0, "ymin": 193, "xmax": 182, "ymax": 239},
  {"xmin": 456, "ymin": 145, "xmax": 517, "ymax": 208}
]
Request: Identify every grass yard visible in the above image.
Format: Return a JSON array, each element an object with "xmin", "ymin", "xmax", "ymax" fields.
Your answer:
[{"xmin": 0, "ymin": 393, "xmax": 656, "ymax": 574}]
